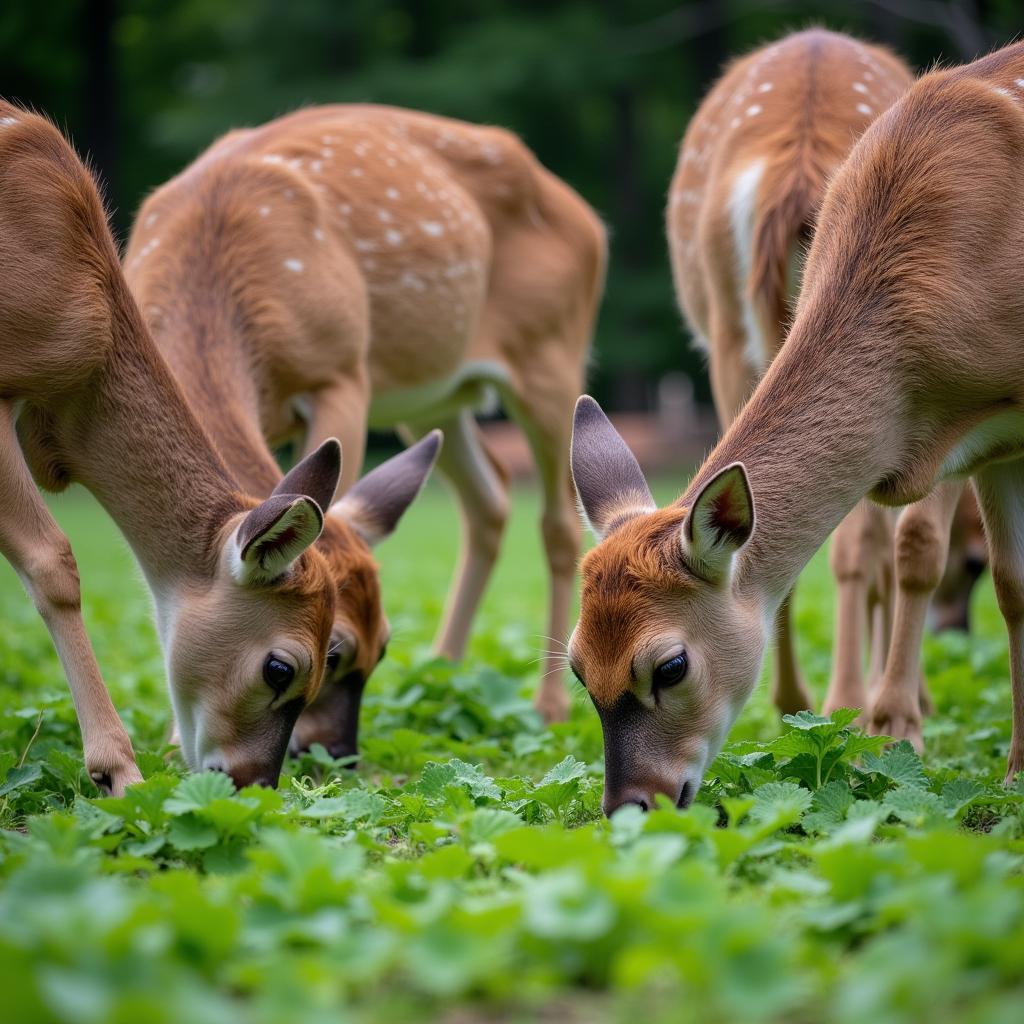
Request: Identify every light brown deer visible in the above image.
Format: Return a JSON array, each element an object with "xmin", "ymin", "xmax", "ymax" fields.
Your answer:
[
  {"xmin": 569, "ymin": 41, "xmax": 1024, "ymax": 814},
  {"xmin": 125, "ymin": 191, "xmax": 443, "ymax": 764},
  {"xmin": 126, "ymin": 104, "xmax": 606, "ymax": 725},
  {"xmin": 667, "ymin": 28, "xmax": 913, "ymax": 720},
  {"xmin": 0, "ymin": 103, "xmax": 346, "ymax": 793}
]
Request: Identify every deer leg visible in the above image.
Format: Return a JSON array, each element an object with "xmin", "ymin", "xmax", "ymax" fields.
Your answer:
[
  {"xmin": 824, "ymin": 501, "xmax": 890, "ymax": 719},
  {"xmin": 971, "ymin": 464, "xmax": 1024, "ymax": 785},
  {"xmin": 772, "ymin": 591, "xmax": 814, "ymax": 714},
  {"xmin": 302, "ymin": 374, "xmax": 370, "ymax": 493},
  {"xmin": 869, "ymin": 482, "xmax": 963, "ymax": 750},
  {"xmin": 510, "ymin": 405, "xmax": 580, "ymax": 725},
  {"xmin": 0, "ymin": 402, "xmax": 140, "ymax": 794},
  {"xmin": 399, "ymin": 411, "xmax": 509, "ymax": 665}
]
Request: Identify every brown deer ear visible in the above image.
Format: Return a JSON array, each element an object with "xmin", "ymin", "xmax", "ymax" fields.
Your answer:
[
  {"xmin": 570, "ymin": 396, "xmax": 655, "ymax": 539},
  {"xmin": 231, "ymin": 494, "xmax": 324, "ymax": 585},
  {"xmin": 330, "ymin": 430, "xmax": 442, "ymax": 546},
  {"xmin": 681, "ymin": 463, "xmax": 755, "ymax": 584},
  {"xmin": 274, "ymin": 438, "xmax": 342, "ymax": 513}
]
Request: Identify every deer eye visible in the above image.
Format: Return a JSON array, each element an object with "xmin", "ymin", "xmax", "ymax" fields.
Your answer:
[
  {"xmin": 653, "ymin": 652, "xmax": 688, "ymax": 691},
  {"xmin": 263, "ymin": 655, "xmax": 295, "ymax": 692}
]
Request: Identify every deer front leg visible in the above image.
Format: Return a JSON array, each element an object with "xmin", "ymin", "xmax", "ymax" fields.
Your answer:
[
  {"xmin": 772, "ymin": 591, "xmax": 814, "ymax": 714},
  {"xmin": 869, "ymin": 482, "xmax": 963, "ymax": 751},
  {"xmin": 972, "ymin": 466, "xmax": 1024, "ymax": 786},
  {"xmin": 0, "ymin": 403, "xmax": 140, "ymax": 794},
  {"xmin": 824, "ymin": 501, "xmax": 891, "ymax": 719},
  {"xmin": 302, "ymin": 374, "xmax": 370, "ymax": 493},
  {"xmin": 400, "ymin": 412, "xmax": 510, "ymax": 666}
]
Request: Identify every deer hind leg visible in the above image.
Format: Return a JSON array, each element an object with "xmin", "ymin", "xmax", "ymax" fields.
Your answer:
[
  {"xmin": 971, "ymin": 464, "xmax": 1024, "ymax": 785},
  {"xmin": 399, "ymin": 411, "xmax": 510, "ymax": 666},
  {"xmin": 869, "ymin": 482, "xmax": 963, "ymax": 751},
  {"xmin": 0, "ymin": 402, "xmax": 140, "ymax": 795},
  {"xmin": 930, "ymin": 486, "xmax": 988, "ymax": 633},
  {"xmin": 824, "ymin": 501, "xmax": 892, "ymax": 719}
]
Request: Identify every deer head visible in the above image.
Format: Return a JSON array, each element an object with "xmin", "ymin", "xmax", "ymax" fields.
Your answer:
[
  {"xmin": 164, "ymin": 438, "xmax": 343, "ymax": 787},
  {"xmin": 286, "ymin": 430, "xmax": 443, "ymax": 762},
  {"xmin": 568, "ymin": 397, "xmax": 767, "ymax": 815}
]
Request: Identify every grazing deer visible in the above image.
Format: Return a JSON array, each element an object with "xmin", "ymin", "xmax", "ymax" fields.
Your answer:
[
  {"xmin": 0, "ymin": 102, "xmax": 343, "ymax": 794},
  {"xmin": 125, "ymin": 199, "xmax": 442, "ymax": 765},
  {"xmin": 570, "ymin": 41, "xmax": 1024, "ymax": 815},
  {"xmin": 126, "ymin": 104, "xmax": 606, "ymax": 725},
  {"xmin": 667, "ymin": 29, "xmax": 913, "ymax": 719}
]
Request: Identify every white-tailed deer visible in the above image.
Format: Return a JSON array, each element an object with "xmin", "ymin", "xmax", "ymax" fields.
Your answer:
[
  {"xmin": 125, "ymin": 191, "xmax": 443, "ymax": 764},
  {"xmin": 0, "ymin": 102, "xmax": 343, "ymax": 794},
  {"xmin": 570, "ymin": 41, "xmax": 1024, "ymax": 814},
  {"xmin": 126, "ymin": 104, "xmax": 606, "ymax": 725},
  {"xmin": 667, "ymin": 29, "xmax": 913, "ymax": 718}
]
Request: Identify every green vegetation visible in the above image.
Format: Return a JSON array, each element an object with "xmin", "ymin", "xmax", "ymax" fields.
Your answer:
[{"xmin": 1, "ymin": 481, "xmax": 1023, "ymax": 1023}]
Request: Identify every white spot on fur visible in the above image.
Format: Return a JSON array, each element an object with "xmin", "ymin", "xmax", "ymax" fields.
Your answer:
[
  {"xmin": 746, "ymin": 104, "xmax": 762, "ymax": 117},
  {"xmin": 283, "ymin": 258, "xmax": 304, "ymax": 273},
  {"xmin": 261, "ymin": 154, "xmax": 284, "ymax": 164},
  {"xmin": 386, "ymin": 187, "xmax": 401, "ymax": 200},
  {"xmin": 400, "ymin": 271, "xmax": 426, "ymax": 291},
  {"xmin": 0, "ymin": 116, "xmax": 18, "ymax": 126},
  {"xmin": 853, "ymin": 81, "xmax": 869, "ymax": 94},
  {"xmin": 339, "ymin": 203, "xmax": 352, "ymax": 216},
  {"xmin": 730, "ymin": 116, "xmax": 741, "ymax": 129},
  {"xmin": 351, "ymin": 167, "xmax": 364, "ymax": 177},
  {"xmin": 313, "ymin": 228, "xmax": 324, "ymax": 241},
  {"xmin": 728, "ymin": 160, "xmax": 769, "ymax": 373},
  {"xmin": 354, "ymin": 239, "xmax": 378, "ymax": 252},
  {"xmin": 310, "ymin": 160, "xmax": 323, "ymax": 173},
  {"xmin": 321, "ymin": 148, "xmax": 333, "ymax": 158},
  {"xmin": 144, "ymin": 213, "xmax": 159, "ymax": 228},
  {"xmin": 378, "ymin": 209, "xmax": 393, "ymax": 223},
  {"xmin": 259, "ymin": 206, "xmax": 271, "ymax": 217},
  {"xmin": 419, "ymin": 220, "xmax": 444, "ymax": 237},
  {"xmin": 284, "ymin": 188, "xmax": 295, "ymax": 200},
  {"xmin": 757, "ymin": 82, "xmax": 773, "ymax": 92},
  {"xmin": 385, "ymin": 229, "xmax": 403, "ymax": 245},
  {"xmin": 856, "ymin": 103, "xmax": 873, "ymax": 116},
  {"xmin": 1016, "ymin": 79, "xmax": 1024, "ymax": 89}
]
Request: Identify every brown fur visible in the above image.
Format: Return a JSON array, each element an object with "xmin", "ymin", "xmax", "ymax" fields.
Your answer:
[
  {"xmin": 574, "ymin": 42, "xmax": 1024, "ymax": 811},
  {"xmin": 668, "ymin": 30, "xmax": 914, "ymax": 720},
  {"xmin": 126, "ymin": 104, "xmax": 606, "ymax": 727},
  {"xmin": 0, "ymin": 102, "xmax": 337, "ymax": 793}
]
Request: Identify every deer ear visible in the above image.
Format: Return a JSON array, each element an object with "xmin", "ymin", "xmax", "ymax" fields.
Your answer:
[
  {"xmin": 231, "ymin": 494, "xmax": 324, "ymax": 585},
  {"xmin": 331, "ymin": 430, "xmax": 442, "ymax": 546},
  {"xmin": 681, "ymin": 463, "xmax": 754, "ymax": 583},
  {"xmin": 570, "ymin": 395, "xmax": 655, "ymax": 539},
  {"xmin": 274, "ymin": 438, "xmax": 343, "ymax": 512}
]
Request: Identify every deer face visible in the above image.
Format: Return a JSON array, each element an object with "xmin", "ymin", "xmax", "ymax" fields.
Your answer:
[
  {"xmin": 161, "ymin": 440, "xmax": 342, "ymax": 788},
  {"xmin": 287, "ymin": 431, "xmax": 442, "ymax": 763},
  {"xmin": 569, "ymin": 398, "xmax": 767, "ymax": 816}
]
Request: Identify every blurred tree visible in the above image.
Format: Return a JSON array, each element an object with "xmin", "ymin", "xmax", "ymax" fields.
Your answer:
[{"xmin": 0, "ymin": 0, "xmax": 1017, "ymax": 410}]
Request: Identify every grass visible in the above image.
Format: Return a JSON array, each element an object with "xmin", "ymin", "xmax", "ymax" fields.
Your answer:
[{"xmin": 1, "ymin": 478, "xmax": 1023, "ymax": 1023}]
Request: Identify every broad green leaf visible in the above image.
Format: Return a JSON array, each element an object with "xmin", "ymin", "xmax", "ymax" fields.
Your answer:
[
  {"xmin": 860, "ymin": 741, "xmax": 928, "ymax": 789},
  {"xmin": 164, "ymin": 772, "xmax": 236, "ymax": 814}
]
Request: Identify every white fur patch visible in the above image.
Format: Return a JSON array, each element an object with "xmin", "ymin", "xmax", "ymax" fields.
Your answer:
[
  {"xmin": 728, "ymin": 160, "xmax": 770, "ymax": 373},
  {"xmin": 283, "ymin": 258, "xmax": 304, "ymax": 273}
]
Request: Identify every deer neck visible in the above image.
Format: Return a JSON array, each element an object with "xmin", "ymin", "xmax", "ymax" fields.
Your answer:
[
  {"xmin": 140, "ymin": 285, "xmax": 284, "ymax": 498},
  {"xmin": 58, "ymin": 286, "xmax": 244, "ymax": 592},
  {"xmin": 685, "ymin": 312, "xmax": 905, "ymax": 614}
]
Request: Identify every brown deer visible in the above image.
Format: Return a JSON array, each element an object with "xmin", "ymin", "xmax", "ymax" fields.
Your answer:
[
  {"xmin": 569, "ymin": 41, "xmax": 1024, "ymax": 815},
  {"xmin": 126, "ymin": 105, "xmax": 606, "ymax": 726},
  {"xmin": 0, "ymin": 102, "xmax": 344, "ymax": 794},
  {"xmin": 667, "ymin": 28, "xmax": 914, "ymax": 720}
]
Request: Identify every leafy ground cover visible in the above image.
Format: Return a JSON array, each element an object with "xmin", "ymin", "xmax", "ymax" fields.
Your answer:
[{"xmin": 1, "ymin": 480, "xmax": 1023, "ymax": 1023}]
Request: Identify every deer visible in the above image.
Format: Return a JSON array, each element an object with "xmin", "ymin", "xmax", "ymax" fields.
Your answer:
[
  {"xmin": 125, "ymin": 104, "xmax": 606, "ymax": 728},
  {"xmin": 0, "ymin": 102, "xmax": 352, "ymax": 794},
  {"xmin": 569, "ymin": 40, "xmax": 1024, "ymax": 815},
  {"xmin": 667, "ymin": 28, "xmax": 914, "ymax": 721}
]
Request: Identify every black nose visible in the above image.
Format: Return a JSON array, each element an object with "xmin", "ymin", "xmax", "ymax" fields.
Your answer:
[
  {"xmin": 228, "ymin": 764, "xmax": 280, "ymax": 789},
  {"xmin": 602, "ymin": 788, "xmax": 653, "ymax": 817}
]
